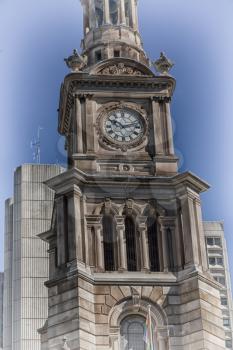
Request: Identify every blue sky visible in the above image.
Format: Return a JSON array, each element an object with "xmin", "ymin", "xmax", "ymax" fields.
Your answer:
[{"xmin": 0, "ymin": 0, "xmax": 233, "ymax": 278}]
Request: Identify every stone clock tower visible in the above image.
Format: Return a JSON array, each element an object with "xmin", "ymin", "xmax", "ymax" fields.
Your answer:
[{"xmin": 39, "ymin": 1, "xmax": 226, "ymax": 349}]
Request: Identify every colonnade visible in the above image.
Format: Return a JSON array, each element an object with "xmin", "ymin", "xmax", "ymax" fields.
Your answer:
[
  {"xmin": 86, "ymin": 214, "xmax": 177, "ymax": 273},
  {"xmin": 86, "ymin": 0, "xmax": 138, "ymax": 30}
]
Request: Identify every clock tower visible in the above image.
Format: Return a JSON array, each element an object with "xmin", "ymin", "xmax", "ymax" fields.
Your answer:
[{"xmin": 39, "ymin": 1, "xmax": 226, "ymax": 349}]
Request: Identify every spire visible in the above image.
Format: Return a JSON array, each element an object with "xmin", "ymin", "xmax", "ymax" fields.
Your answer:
[{"xmin": 80, "ymin": 0, "xmax": 148, "ymax": 67}]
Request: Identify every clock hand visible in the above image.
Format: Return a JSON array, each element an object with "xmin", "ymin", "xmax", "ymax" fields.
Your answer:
[{"xmin": 121, "ymin": 122, "xmax": 139, "ymax": 128}]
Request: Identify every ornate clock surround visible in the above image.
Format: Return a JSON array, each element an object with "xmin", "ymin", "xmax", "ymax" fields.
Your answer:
[{"xmin": 96, "ymin": 101, "xmax": 148, "ymax": 152}]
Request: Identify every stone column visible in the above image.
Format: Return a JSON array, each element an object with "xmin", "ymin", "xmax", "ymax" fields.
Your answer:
[
  {"xmin": 141, "ymin": 228, "xmax": 150, "ymax": 271},
  {"xmin": 86, "ymin": 226, "xmax": 94, "ymax": 266},
  {"xmin": 81, "ymin": 195, "xmax": 89, "ymax": 265},
  {"xmin": 152, "ymin": 99, "xmax": 164, "ymax": 155},
  {"xmin": 96, "ymin": 225, "xmax": 105, "ymax": 271},
  {"xmin": 56, "ymin": 196, "xmax": 67, "ymax": 266},
  {"xmin": 138, "ymin": 216, "xmax": 150, "ymax": 271},
  {"xmin": 120, "ymin": 0, "xmax": 126, "ymax": 24},
  {"xmin": 75, "ymin": 95, "xmax": 83, "ymax": 154},
  {"xmin": 116, "ymin": 216, "xmax": 127, "ymax": 271},
  {"xmin": 157, "ymin": 328, "xmax": 169, "ymax": 350},
  {"xmin": 104, "ymin": 0, "xmax": 110, "ymax": 24},
  {"xmin": 165, "ymin": 100, "xmax": 175, "ymax": 155},
  {"xmin": 130, "ymin": 0, "xmax": 137, "ymax": 30},
  {"xmin": 159, "ymin": 220, "xmax": 169, "ymax": 272},
  {"xmin": 67, "ymin": 186, "xmax": 84, "ymax": 262},
  {"xmin": 158, "ymin": 338, "xmax": 167, "ymax": 350}
]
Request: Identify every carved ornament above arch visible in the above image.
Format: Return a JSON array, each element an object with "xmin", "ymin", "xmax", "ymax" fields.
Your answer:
[{"xmin": 89, "ymin": 58, "xmax": 154, "ymax": 77}]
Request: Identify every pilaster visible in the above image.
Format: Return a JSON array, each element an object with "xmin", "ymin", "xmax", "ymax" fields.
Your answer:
[
  {"xmin": 67, "ymin": 186, "xmax": 83, "ymax": 262},
  {"xmin": 165, "ymin": 101, "xmax": 175, "ymax": 155},
  {"xmin": 179, "ymin": 189, "xmax": 202, "ymax": 269},
  {"xmin": 56, "ymin": 196, "xmax": 67, "ymax": 266}
]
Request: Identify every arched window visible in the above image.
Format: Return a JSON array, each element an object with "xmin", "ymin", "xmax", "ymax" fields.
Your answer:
[
  {"xmin": 103, "ymin": 214, "xmax": 117, "ymax": 271},
  {"xmin": 124, "ymin": 0, "xmax": 131, "ymax": 27},
  {"xmin": 120, "ymin": 316, "xmax": 146, "ymax": 350},
  {"xmin": 109, "ymin": 0, "xmax": 119, "ymax": 25},
  {"xmin": 95, "ymin": 0, "xmax": 104, "ymax": 27},
  {"xmin": 125, "ymin": 216, "xmax": 140, "ymax": 271},
  {"xmin": 147, "ymin": 216, "xmax": 160, "ymax": 272}
]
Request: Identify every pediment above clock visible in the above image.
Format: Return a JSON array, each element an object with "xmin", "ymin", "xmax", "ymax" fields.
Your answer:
[{"xmin": 89, "ymin": 58, "xmax": 155, "ymax": 77}]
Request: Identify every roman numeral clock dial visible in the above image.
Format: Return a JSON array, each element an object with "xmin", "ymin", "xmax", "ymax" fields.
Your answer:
[{"xmin": 104, "ymin": 108, "xmax": 144, "ymax": 148}]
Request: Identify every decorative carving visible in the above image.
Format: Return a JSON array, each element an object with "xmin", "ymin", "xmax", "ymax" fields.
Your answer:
[
  {"xmin": 64, "ymin": 49, "xmax": 86, "ymax": 72},
  {"xmin": 99, "ymin": 63, "xmax": 144, "ymax": 76},
  {"xmin": 153, "ymin": 52, "xmax": 174, "ymax": 75},
  {"xmin": 62, "ymin": 338, "xmax": 70, "ymax": 350},
  {"xmin": 59, "ymin": 77, "xmax": 176, "ymax": 135}
]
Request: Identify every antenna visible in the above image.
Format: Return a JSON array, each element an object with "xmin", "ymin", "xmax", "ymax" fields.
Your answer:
[{"xmin": 30, "ymin": 127, "xmax": 43, "ymax": 163}]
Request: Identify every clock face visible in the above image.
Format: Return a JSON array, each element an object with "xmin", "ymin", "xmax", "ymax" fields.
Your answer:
[{"xmin": 104, "ymin": 108, "xmax": 144, "ymax": 143}]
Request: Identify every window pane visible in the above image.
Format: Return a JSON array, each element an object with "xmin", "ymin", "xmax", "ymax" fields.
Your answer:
[
  {"xmin": 214, "ymin": 238, "xmax": 221, "ymax": 247},
  {"xmin": 217, "ymin": 258, "xmax": 223, "ymax": 265},
  {"xmin": 120, "ymin": 316, "xmax": 146, "ymax": 350},
  {"xmin": 223, "ymin": 318, "xmax": 230, "ymax": 327},
  {"xmin": 209, "ymin": 258, "xmax": 216, "ymax": 265},
  {"xmin": 207, "ymin": 238, "xmax": 214, "ymax": 246}
]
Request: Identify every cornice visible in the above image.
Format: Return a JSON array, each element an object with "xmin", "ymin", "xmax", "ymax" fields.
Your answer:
[
  {"xmin": 58, "ymin": 73, "xmax": 176, "ymax": 135},
  {"xmin": 44, "ymin": 168, "xmax": 210, "ymax": 196}
]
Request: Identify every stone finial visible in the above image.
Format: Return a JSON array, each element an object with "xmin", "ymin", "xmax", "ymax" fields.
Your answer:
[
  {"xmin": 64, "ymin": 49, "xmax": 86, "ymax": 72},
  {"xmin": 62, "ymin": 337, "xmax": 70, "ymax": 350},
  {"xmin": 153, "ymin": 52, "xmax": 174, "ymax": 75}
]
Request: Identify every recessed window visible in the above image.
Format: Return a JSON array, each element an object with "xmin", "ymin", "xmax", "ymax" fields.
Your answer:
[
  {"xmin": 120, "ymin": 316, "xmax": 146, "ymax": 350},
  {"xmin": 209, "ymin": 257, "xmax": 223, "ymax": 266},
  {"xmin": 223, "ymin": 318, "xmax": 230, "ymax": 327},
  {"xmin": 125, "ymin": 216, "xmax": 139, "ymax": 271},
  {"xmin": 226, "ymin": 339, "xmax": 232, "ymax": 348},
  {"xmin": 95, "ymin": 50, "xmax": 102, "ymax": 62},
  {"xmin": 114, "ymin": 50, "xmax": 120, "ymax": 58},
  {"xmin": 207, "ymin": 237, "xmax": 222, "ymax": 247},
  {"xmin": 95, "ymin": 0, "xmax": 104, "ymax": 27},
  {"xmin": 147, "ymin": 216, "xmax": 160, "ymax": 272},
  {"xmin": 221, "ymin": 297, "xmax": 228, "ymax": 306},
  {"xmin": 209, "ymin": 257, "xmax": 216, "ymax": 265},
  {"xmin": 103, "ymin": 214, "xmax": 117, "ymax": 271},
  {"xmin": 124, "ymin": 0, "xmax": 131, "ymax": 27},
  {"xmin": 109, "ymin": 0, "xmax": 119, "ymax": 25}
]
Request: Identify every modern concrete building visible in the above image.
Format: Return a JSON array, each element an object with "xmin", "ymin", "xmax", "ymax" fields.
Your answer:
[
  {"xmin": 3, "ymin": 164, "xmax": 63, "ymax": 350},
  {"xmin": 37, "ymin": 1, "xmax": 229, "ymax": 349},
  {"xmin": 204, "ymin": 221, "xmax": 233, "ymax": 349},
  {"xmin": 0, "ymin": 273, "xmax": 3, "ymax": 350}
]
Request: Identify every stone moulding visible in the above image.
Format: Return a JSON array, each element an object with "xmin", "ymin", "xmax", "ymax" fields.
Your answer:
[{"xmin": 58, "ymin": 75, "xmax": 176, "ymax": 135}]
